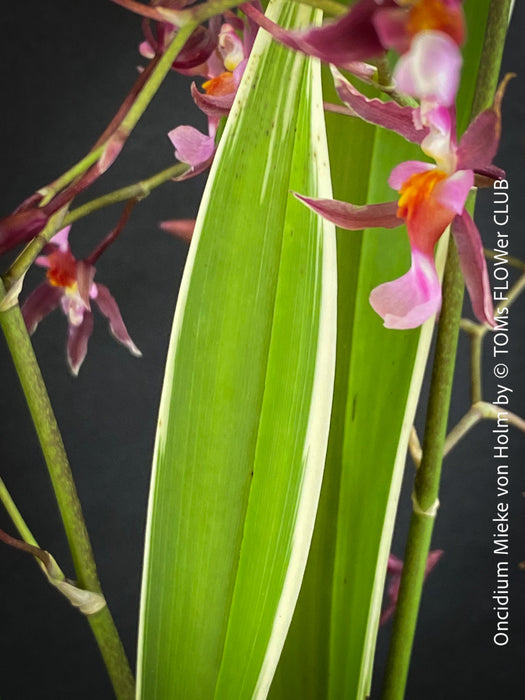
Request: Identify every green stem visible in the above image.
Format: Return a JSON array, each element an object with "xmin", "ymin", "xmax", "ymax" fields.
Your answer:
[
  {"xmin": 65, "ymin": 162, "xmax": 188, "ymax": 227},
  {"xmin": 381, "ymin": 239, "xmax": 465, "ymax": 700},
  {"xmin": 4, "ymin": 162, "xmax": 188, "ymax": 292},
  {"xmin": 380, "ymin": 2, "xmax": 511, "ymax": 698},
  {"xmin": 38, "ymin": 22, "xmax": 195, "ymax": 204},
  {"xmin": 3, "ymin": 209, "xmax": 69, "ymax": 294},
  {"xmin": 0, "ymin": 476, "xmax": 39, "ymax": 548},
  {"xmin": 470, "ymin": 330, "xmax": 483, "ymax": 403},
  {"xmin": 0, "ymin": 284, "xmax": 134, "ymax": 699}
]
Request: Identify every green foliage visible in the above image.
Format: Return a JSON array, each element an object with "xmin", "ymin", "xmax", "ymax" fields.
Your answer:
[{"xmin": 137, "ymin": 2, "xmax": 336, "ymax": 697}]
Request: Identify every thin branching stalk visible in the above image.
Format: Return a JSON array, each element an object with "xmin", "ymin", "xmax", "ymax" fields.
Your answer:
[{"xmin": 0, "ymin": 283, "xmax": 135, "ymax": 699}]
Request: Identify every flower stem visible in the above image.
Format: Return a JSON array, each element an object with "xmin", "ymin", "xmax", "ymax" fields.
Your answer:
[
  {"xmin": 0, "ymin": 475, "xmax": 39, "ymax": 548},
  {"xmin": 381, "ymin": 239, "xmax": 465, "ymax": 700},
  {"xmin": 64, "ymin": 163, "xmax": 188, "ymax": 227},
  {"xmin": 380, "ymin": 2, "xmax": 511, "ymax": 698},
  {"xmin": 38, "ymin": 23, "xmax": 195, "ymax": 205},
  {"xmin": 0, "ymin": 283, "xmax": 134, "ymax": 699},
  {"xmin": 3, "ymin": 162, "xmax": 188, "ymax": 294}
]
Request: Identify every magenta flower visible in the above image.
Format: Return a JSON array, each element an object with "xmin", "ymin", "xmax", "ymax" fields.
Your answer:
[
  {"xmin": 394, "ymin": 30, "xmax": 463, "ymax": 107},
  {"xmin": 240, "ymin": 0, "xmax": 384, "ymax": 74},
  {"xmin": 168, "ymin": 14, "xmax": 257, "ymax": 174},
  {"xmin": 168, "ymin": 125, "xmax": 216, "ymax": 175},
  {"xmin": 22, "ymin": 227, "xmax": 141, "ymax": 375},
  {"xmin": 374, "ymin": 0, "xmax": 465, "ymax": 55},
  {"xmin": 297, "ymin": 78, "xmax": 510, "ymax": 329},
  {"xmin": 240, "ymin": 0, "xmax": 464, "ymax": 72},
  {"xmin": 381, "ymin": 550, "xmax": 443, "ymax": 625}
]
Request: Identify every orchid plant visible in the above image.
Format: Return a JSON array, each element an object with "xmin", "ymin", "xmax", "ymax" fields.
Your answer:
[{"xmin": 0, "ymin": 1, "xmax": 521, "ymax": 699}]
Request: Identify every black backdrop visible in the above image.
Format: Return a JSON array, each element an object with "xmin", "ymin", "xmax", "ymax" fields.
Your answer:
[{"xmin": 0, "ymin": 2, "xmax": 524, "ymax": 698}]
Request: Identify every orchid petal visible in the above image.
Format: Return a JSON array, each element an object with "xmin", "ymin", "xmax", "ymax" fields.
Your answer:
[
  {"xmin": 160, "ymin": 219, "xmax": 195, "ymax": 242},
  {"xmin": 387, "ymin": 554, "xmax": 404, "ymax": 574},
  {"xmin": 218, "ymin": 23, "xmax": 245, "ymax": 71},
  {"xmin": 331, "ymin": 66, "xmax": 427, "ymax": 145},
  {"xmin": 295, "ymin": 194, "xmax": 401, "ymax": 230},
  {"xmin": 240, "ymin": 0, "xmax": 394, "ymax": 68},
  {"xmin": 67, "ymin": 311, "xmax": 94, "ymax": 376},
  {"xmin": 233, "ymin": 58, "xmax": 248, "ymax": 87},
  {"xmin": 22, "ymin": 283, "xmax": 63, "ymax": 334},
  {"xmin": 241, "ymin": 0, "xmax": 263, "ymax": 56},
  {"xmin": 139, "ymin": 40, "xmax": 155, "ymax": 59},
  {"xmin": 373, "ymin": 7, "xmax": 411, "ymax": 54},
  {"xmin": 434, "ymin": 169, "xmax": 473, "ymax": 215},
  {"xmin": 35, "ymin": 255, "xmax": 52, "ymax": 269},
  {"xmin": 457, "ymin": 74, "xmax": 513, "ymax": 172},
  {"xmin": 76, "ymin": 260, "xmax": 96, "ymax": 308},
  {"xmin": 172, "ymin": 26, "xmax": 217, "ymax": 71},
  {"xmin": 381, "ymin": 549, "xmax": 443, "ymax": 625},
  {"xmin": 419, "ymin": 103, "xmax": 457, "ymax": 168},
  {"xmin": 0, "ymin": 209, "xmax": 49, "ymax": 255},
  {"xmin": 452, "ymin": 211, "xmax": 495, "ymax": 327},
  {"xmin": 190, "ymin": 82, "xmax": 235, "ymax": 118},
  {"xmin": 388, "ymin": 161, "xmax": 434, "ymax": 191},
  {"xmin": 49, "ymin": 226, "xmax": 72, "ymax": 252},
  {"xmin": 474, "ymin": 165, "xmax": 506, "ymax": 185},
  {"xmin": 94, "ymin": 284, "xmax": 142, "ymax": 357},
  {"xmin": 457, "ymin": 111, "xmax": 500, "ymax": 171},
  {"xmin": 168, "ymin": 125, "xmax": 216, "ymax": 168},
  {"xmin": 172, "ymin": 158, "xmax": 214, "ymax": 181},
  {"xmin": 394, "ymin": 31, "xmax": 462, "ymax": 106},
  {"xmin": 369, "ymin": 249, "xmax": 442, "ymax": 329}
]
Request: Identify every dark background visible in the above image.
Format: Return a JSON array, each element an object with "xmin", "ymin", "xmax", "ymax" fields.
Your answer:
[{"xmin": 0, "ymin": 1, "xmax": 523, "ymax": 698}]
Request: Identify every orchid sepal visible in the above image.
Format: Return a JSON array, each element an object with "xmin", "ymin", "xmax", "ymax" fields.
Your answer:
[
  {"xmin": 294, "ymin": 194, "xmax": 401, "ymax": 230},
  {"xmin": 330, "ymin": 66, "xmax": 428, "ymax": 146},
  {"xmin": 451, "ymin": 211, "xmax": 495, "ymax": 328}
]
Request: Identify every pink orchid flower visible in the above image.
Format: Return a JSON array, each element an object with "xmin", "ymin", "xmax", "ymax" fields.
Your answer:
[
  {"xmin": 381, "ymin": 550, "xmax": 443, "ymax": 625},
  {"xmin": 137, "ymin": 0, "xmax": 218, "ymax": 72},
  {"xmin": 22, "ymin": 227, "xmax": 141, "ymax": 375},
  {"xmin": 168, "ymin": 12, "xmax": 258, "ymax": 174},
  {"xmin": 240, "ymin": 0, "xmax": 463, "ymax": 73},
  {"xmin": 374, "ymin": 0, "xmax": 465, "ymax": 55},
  {"xmin": 394, "ymin": 30, "xmax": 463, "ymax": 108},
  {"xmin": 298, "ymin": 77, "xmax": 510, "ymax": 330}
]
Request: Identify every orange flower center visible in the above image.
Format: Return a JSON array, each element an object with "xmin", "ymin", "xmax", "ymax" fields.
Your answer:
[
  {"xmin": 46, "ymin": 249, "xmax": 77, "ymax": 289},
  {"xmin": 202, "ymin": 71, "xmax": 236, "ymax": 97},
  {"xmin": 407, "ymin": 0, "xmax": 465, "ymax": 45},
  {"xmin": 397, "ymin": 168, "xmax": 448, "ymax": 222}
]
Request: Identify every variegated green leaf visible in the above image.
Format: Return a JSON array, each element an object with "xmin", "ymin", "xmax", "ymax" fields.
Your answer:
[{"xmin": 137, "ymin": 2, "xmax": 336, "ymax": 697}]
